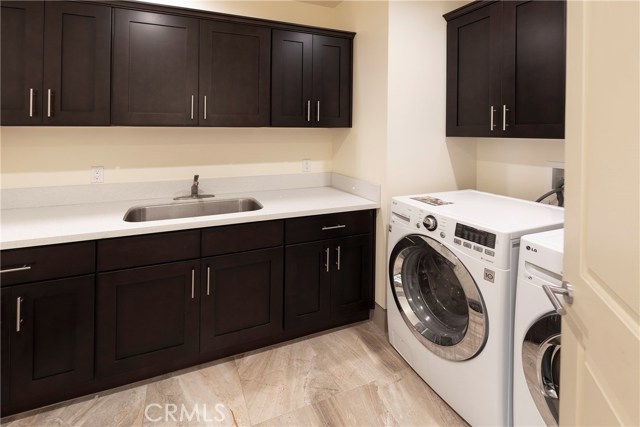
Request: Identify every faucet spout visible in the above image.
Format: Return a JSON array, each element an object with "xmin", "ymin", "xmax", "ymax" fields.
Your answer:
[
  {"xmin": 191, "ymin": 175, "xmax": 199, "ymax": 197},
  {"xmin": 173, "ymin": 174, "xmax": 214, "ymax": 200}
]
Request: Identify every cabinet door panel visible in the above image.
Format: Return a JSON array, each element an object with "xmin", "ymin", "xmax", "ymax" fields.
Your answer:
[
  {"xmin": 446, "ymin": 2, "xmax": 502, "ymax": 136},
  {"xmin": 96, "ymin": 261, "xmax": 199, "ymax": 378},
  {"xmin": 502, "ymin": 0, "xmax": 566, "ymax": 138},
  {"xmin": 201, "ymin": 248, "xmax": 283, "ymax": 353},
  {"xmin": 284, "ymin": 241, "xmax": 331, "ymax": 332},
  {"xmin": 331, "ymin": 235, "xmax": 373, "ymax": 321},
  {"xmin": 112, "ymin": 9, "xmax": 198, "ymax": 125},
  {"xmin": 0, "ymin": 1, "xmax": 43, "ymax": 125},
  {"xmin": 271, "ymin": 30, "xmax": 313, "ymax": 127},
  {"xmin": 10, "ymin": 276, "xmax": 94, "ymax": 407},
  {"xmin": 43, "ymin": 2, "xmax": 111, "ymax": 125},
  {"xmin": 312, "ymin": 35, "xmax": 351, "ymax": 127},
  {"xmin": 1, "ymin": 288, "xmax": 12, "ymax": 409},
  {"xmin": 200, "ymin": 21, "xmax": 270, "ymax": 127}
]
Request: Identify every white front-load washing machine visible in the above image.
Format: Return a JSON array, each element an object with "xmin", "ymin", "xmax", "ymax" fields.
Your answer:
[
  {"xmin": 387, "ymin": 190, "xmax": 563, "ymax": 427},
  {"xmin": 514, "ymin": 229, "xmax": 566, "ymax": 427}
]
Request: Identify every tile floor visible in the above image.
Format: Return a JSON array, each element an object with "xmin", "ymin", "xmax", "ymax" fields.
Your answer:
[{"xmin": 1, "ymin": 321, "xmax": 468, "ymax": 427}]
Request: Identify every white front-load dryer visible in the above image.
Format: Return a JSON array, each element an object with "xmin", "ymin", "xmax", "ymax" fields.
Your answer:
[
  {"xmin": 387, "ymin": 190, "xmax": 563, "ymax": 427},
  {"xmin": 514, "ymin": 229, "xmax": 565, "ymax": 427}
]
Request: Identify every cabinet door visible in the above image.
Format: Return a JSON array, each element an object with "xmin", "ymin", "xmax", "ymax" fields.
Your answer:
[
  {"xmin": 0, "ymin": 1, "xmax": 43, "ymax": 125},
  {"xmin": 96, "ymin": 261, "xmax": 199, "ymax": 378},
  {"xmin": 445, "ymin": 2, "xmax": 502, "ymax": 137},
  {"xmin": 200, "ymin": 248, "xmax": 283, "ymax": 353},
  {"xmin": 284, "ymin": 241, "xmax": 331, "ymax": 332},
  {"xmin": 502, "ymin": 0, "xmax": 566, "ymax": 138},
  {"xmin": 1, "ymin": 288, "xmax": 12, "ymax": 410},
  {"xmin": 312, "ymin": 35, "xmax": 351, "ymax": 127},
  {"xmin": 112, "ymin": 9, "xmax": 199, "ymax": 126},
  {"xmin": 271, "ymin": 30, "xmax": 313, "ymax": 127},
  {"xmin": 42, "ymin": 2, "xmax": 111, "ymax": 126},
  {"xmin": 200, "ymin": 21, "xmax": 270, "ymax": 127},
  {"xmin": 331, "ymin": 235, "xmax": 373, "ymax": 323},
  {"xmin": 9, "ymin": 276, "xmax": 94, "ymax": 409}
]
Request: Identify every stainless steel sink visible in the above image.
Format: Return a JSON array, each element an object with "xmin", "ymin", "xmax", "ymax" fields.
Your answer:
[{"xmin": 123, "ymin": 198, "xmax": 262, "ymax": 222}]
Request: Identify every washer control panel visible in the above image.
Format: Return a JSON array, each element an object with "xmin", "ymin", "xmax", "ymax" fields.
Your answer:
[{"xmin": 454, "ymin": 223, "xmax": 496, "ymax": 249}]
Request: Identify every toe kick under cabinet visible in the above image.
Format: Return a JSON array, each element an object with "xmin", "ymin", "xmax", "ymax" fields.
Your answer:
[{"xmin": 0, "ymin": 209, "xmax": 375, "ymax": 416}]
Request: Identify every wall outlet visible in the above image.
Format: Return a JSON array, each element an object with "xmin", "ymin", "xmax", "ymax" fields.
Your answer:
[
  {"xmin": 302, "ymin": 159, "xmax": 310, "ymax": 173},
  {"xmin": 91, "ymin": 166, "xmax": 104, "ymax": 183},
  {"xmin": 552, "ymin": 167, "xmax": 564, "ymax": 189}
]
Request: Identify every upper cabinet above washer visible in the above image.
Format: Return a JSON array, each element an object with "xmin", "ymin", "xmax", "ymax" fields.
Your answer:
[
  {"xmin": 444, "ymin": 0, "xmax": 566, "ymax": 139},
  {"xmin": 1, "ymin": 1, "xmax": 111, "ymax": 126}
]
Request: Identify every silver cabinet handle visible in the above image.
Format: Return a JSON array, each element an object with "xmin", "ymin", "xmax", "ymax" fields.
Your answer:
[
  {"xmin": 190, "ymin": 95, "xmax": 194, "ymax": 120},
  {"xmin": 1, "ymin": 265, "xmax": 32, "ymax": 274},
  {"xmin": 336, "ymin": 246, "xmax": 341, "ymax": 271},
  {"xmin": 203, "ymin": 96, "xmax": 207, "ymax": 120},
  {"xmin": 543, "ymin": 281, "xmax": 574, "ymax": 315},
  {"xmin": 316, "ymin": 101, "xmax": 320, "ymax": 122},
  {"xmin": 502, "ymin": 105, "xmax": 509, "ymax": 131},
  {"xmin": 191, "ymin": 268, "xmax": 195, "ymax": 299},
  {"xmin": 29, "ymin": 88, "xmax": 34, "ymax": 117},
  {"xmin": 16, "ymin": 297, "xmax": 23, "ymax": 332},
  {"xmin": 322, "ymin": 225, "xmax": 346, "ymax": 231},
  {"xmin": 490, "ymin": 106, "xmax": 496, "ymax": 131},
  {"xmin": 206, "ymin": 266, "xmax": 211, "ymax": 296},
  {"xmin": 325, "ymin": 248, "xmax": 330, "ymax": 273},
  {"xmin": 47, "ymin": 89, "xmax": 52, "ymax": 118},
  {"xmin": 307, "ymin": 100, "xmax": 311, "ymax": 122}
]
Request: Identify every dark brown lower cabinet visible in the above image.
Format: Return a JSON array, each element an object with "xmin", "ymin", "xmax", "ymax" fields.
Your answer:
[
  {"xmin": 96, "ymin": 260, "xmax": 200, "ymax": 379},
  {"xmin": 200, "ymin": 247, "xmax": 283, "ymax": 353},
  {"xmin": 330, "ymin": 235, "xmax": 373, "ymax": 323},
  {"xmin": 284, "ymin": 234, "xmax": 373, "ymax": 335},
  {"xmin": 1, "ymin": 210, "xmax": 374, "ymax": 416},
  {"xmin": 284, "ymin": 240, "xmax": 331, "ymax": 332},
  {"xmin": 8, "ymin": 276, "xmax": 95, "ymax": 411}
]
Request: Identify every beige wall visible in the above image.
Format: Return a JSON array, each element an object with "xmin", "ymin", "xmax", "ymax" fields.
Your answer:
[
  {"xmin": 387, "ymin": 1, "xmax": 476, "ymax": 198},
  {"xmin": 332, "ymin": 1, "xmax": 390, "ymax": 308},
  {"xmin": 476, "ymin": 137, "xmax": 565, "ymax": 201}
]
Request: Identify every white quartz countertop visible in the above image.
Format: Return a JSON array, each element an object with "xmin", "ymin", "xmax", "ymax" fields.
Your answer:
[{"xmin": 1, "ymin": 186, "xmax": 379, "ymax": 250}]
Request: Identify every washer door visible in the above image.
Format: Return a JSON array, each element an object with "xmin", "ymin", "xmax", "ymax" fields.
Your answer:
[
  {"xmin": 389, "ymin": 234, "xmax": 487, "ymax": 361},
  {"xmin": 522, "ymin": 313, "xmax": 561, "ymax": 427}
]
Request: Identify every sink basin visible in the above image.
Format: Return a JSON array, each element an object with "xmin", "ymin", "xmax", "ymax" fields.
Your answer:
[{"xmin": 123, "ymin": 198, "xmax": 263, "ymax": 222}]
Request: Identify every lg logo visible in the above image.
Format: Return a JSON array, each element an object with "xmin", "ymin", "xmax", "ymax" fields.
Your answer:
[{"xmin": 526, "ymin": 245, "xmax": 538, "ymax": 253}]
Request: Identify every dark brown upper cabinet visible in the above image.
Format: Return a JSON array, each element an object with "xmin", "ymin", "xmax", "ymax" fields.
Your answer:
[
  {"xmin": 0, "ymin": 1, "xmax": 111, "ymax": 126},
  {"xmin": 445, "ymin": 0, "xmax": 566, "ymax": 139},
  {"xmin": 199, "ymin": 21, "xmax": 271, "ymax": 127},
  {"xmin": 112, "ymin": 9, "xmax": 199, "ymax": 126},
  {"xmin": 112, "ymin": 10, "xmax": 272, "ymax": 127},
  {"xmin": 272, "ymin": 30, "xmax": 352, "ymax": 128}
]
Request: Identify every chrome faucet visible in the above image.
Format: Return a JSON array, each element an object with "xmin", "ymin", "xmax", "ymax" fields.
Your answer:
[
  {"xmin": 191, "ymin": 174, "xmax": 200, "ymax": 197},
  {"xmin": 173, "ymin": 174, "xmax": 215, "ymax": 200}
]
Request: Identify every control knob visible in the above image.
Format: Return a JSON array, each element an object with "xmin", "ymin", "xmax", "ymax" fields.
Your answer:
[{"xmin": 423, "ymin": 215, "xmax": 438, "ymax": 231}]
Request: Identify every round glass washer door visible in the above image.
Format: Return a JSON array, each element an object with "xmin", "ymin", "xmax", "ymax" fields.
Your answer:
[{"xmin": 389, "ymin": 234, "xmax": 487, "ymax": 361}]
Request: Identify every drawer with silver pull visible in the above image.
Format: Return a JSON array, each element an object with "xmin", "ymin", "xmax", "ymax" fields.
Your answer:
[
  {"xmin": 285, "ymin": 210, "xmax": 373, "ymax": 244},
  {"xmin": 1, "ymin": 242, "xmax": 95, "ymax": 286}
]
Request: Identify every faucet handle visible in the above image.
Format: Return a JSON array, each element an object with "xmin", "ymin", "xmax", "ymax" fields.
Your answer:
[{"xmin": 193, "ymin": 174, "xmax": 199, "ymax": 183}]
